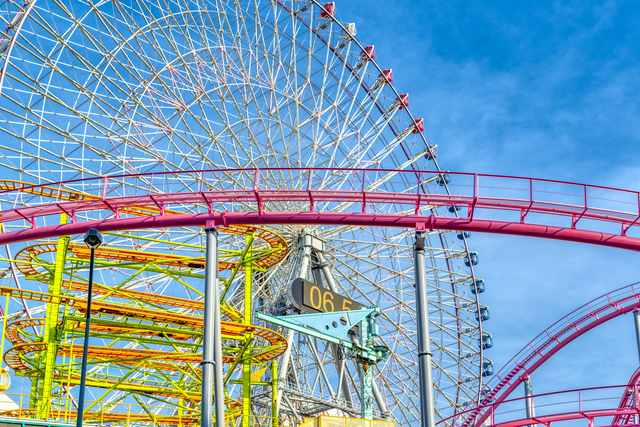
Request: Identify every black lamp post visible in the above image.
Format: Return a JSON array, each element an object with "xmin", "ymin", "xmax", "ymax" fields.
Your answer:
[{"xmin": 76, "ymin": 228, "xmax": 102, "ymax": 427}]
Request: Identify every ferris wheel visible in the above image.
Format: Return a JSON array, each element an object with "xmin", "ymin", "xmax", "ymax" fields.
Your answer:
[{"xmin": 0, "ymin": 0, "xmax": 491, "ymax": 425}]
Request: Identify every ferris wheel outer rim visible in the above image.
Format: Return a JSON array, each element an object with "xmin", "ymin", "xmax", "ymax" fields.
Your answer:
[{"xmin": 0, "ymin": 0, "xmax": 485, "ymax": 418}]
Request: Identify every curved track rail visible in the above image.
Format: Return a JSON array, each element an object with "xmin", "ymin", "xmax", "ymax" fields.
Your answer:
[
  {"xmin": 612, "ymin": 368, "xmax": 640, "ymax": 425},
  {"xmin": 458, "ymin": 281, "xmax": 640, "ymax": 427},
  {"xmin": 441, "ymin": 385, "xmax": 640, "ymax": 427},
  {"xmin": 0, "ymin": 408, "xmax": 202, "ymax": 426},
  {"xmin": 1, "ymin": 169, "xmax": 640, "ymax": 251},
  {"xmin": 0, "ymin": 287, "xmax": 288, "ymax": 368},
  {"xmin": 0, "ymin": 286, "xmax": 282, "ymax": 420}
]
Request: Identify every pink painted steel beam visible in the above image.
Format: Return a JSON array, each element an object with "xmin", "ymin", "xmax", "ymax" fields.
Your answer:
[
  {"xmin": 1, "ymin": 168, "xmax": 640, "ymax": 250},
  {"xmin": 1, "ymin": 212, "xmax": 640, "ymax": 250}
]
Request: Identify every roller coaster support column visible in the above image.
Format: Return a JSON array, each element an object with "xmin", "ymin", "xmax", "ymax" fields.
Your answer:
[
  {"xmin": 202, "ymin": 226, "xmax": 225, "ymax": 427},
  {"xmin": 76, "ymin": 229, "xmax": 102, "ymax": 427},
  {"xmin": 524, "ymin": 376, "xmax": 536, "ymax": 427},
  {"xmin": 271, "ymin": 360, "xmax": 277, "ymax": 427},
  {"xmin": 633, "ymin": 310, "xmax": 640, "ymax": 365},
  {"xmin": 242, "ymin": 232, "xmax": 254, "ymax": 427},
  {"xmin": 633, "ymin": 310, "xmax": 640, "ymax": 425},
  {"xmin": 414, "ymin": 229, "xmax": 435, "ymax": 427},
  {"xmin": 359, "ymin": 315, "xmax": 374, "ymax": 419}
]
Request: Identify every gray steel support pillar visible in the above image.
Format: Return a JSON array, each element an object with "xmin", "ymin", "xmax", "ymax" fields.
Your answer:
[
  {"xmin": 202, "ymin": 227, "xmax": 225, "ymax": 427},
  {"xmin": 297, "ymin": 244, "xmax": 312, "ymax": 280},
  {"xmin": 634, "ymin": 310, "xmax": 640, "ymax": 365},
  {"xmin": 524, "ymin": 376, "xmax": 535, "ymax": 423},
  {"xmin": 371, "ymin": 379, "xmax": 390, "ymax": 420},
  {"xmin": 311, "ymin": 253, "xmax": 324, "ymax": 289},
  {"xmin": 316, "ymin": 252, "xmax": 337, "ymax": 292},
  {"xmin": 414, "ymin": 230, "xmax": 435, "ymax": 427}
]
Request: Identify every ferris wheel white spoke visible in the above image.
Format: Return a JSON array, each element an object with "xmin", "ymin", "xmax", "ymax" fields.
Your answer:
[{"xmin": 0, "ymin": 1, "xmax": 489, "ymax": 423}]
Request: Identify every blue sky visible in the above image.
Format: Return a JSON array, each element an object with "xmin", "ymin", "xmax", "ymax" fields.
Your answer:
[{"xmin": 337, "ymin": 0, "xmax": 640, "ymax": 400}]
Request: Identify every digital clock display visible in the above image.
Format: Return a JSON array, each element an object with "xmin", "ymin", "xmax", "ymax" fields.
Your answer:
[{"xmin": 301, "ymin": 280, "xmax": 363, "ymax": 313}]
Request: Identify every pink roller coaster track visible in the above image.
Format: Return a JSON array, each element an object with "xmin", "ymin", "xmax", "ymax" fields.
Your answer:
[
  {"xmin": 440, "ymin": 384, "xmax": 640, "ymax": 427},
  {"xmin": 1, "ymin": 168, "xmax": 640, "ymax": 249},
  {"xmin": 458, "ymin": 281, "xmax": 640, "ymax": 427},
  {"xmin": 612, "ymin": 368, "xmax": 640, "ymax": 425}
]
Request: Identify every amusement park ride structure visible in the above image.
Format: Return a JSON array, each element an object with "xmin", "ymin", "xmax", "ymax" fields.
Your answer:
[
  {"xmin": 0, "ymin": 1, "xmax": 636, "ymax": 427},
  {"xmin": 0, "ymin": 168, "xmax": 640, "ymax": 427}
]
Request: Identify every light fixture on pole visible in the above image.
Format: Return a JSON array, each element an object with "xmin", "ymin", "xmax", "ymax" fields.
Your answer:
[{"xmin": 76, "ymin": 228, "xmax": 102, "ymax": 427}]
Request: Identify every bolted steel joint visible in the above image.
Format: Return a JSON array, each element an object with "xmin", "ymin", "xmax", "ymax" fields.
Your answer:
[{"xmin": 414, "ymin": 230, "xmax": 426, "ymax": 251}]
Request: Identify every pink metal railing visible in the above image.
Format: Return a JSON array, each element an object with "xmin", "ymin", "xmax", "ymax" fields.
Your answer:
[
  {"xmin": 612, "ymin": 367, "xmax": 640, "ymax": 425},
  {"xmin": 440, "ymin": 384, "xmax": 640, "ymax": 427},
  {"xmin": 457, "ymin": 281, "xmax": 640, "ymax": 427},
  {"xmin": 0, "ymin": 168, "xmax": 639, "ymax": 224},
  {"xmin": 0, "ymin": 168, "xmax": 640, "ymax": 248}
]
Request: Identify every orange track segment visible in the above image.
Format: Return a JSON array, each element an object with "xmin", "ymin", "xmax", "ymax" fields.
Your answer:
[{"xmin": 0, "ymin": 287, "xmax": 288, "ymax": 367}]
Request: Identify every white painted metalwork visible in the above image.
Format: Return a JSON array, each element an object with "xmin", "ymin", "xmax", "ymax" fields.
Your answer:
[{"xmin": 0, "ymin": 0, "xmax": 489, "ymax": 424}]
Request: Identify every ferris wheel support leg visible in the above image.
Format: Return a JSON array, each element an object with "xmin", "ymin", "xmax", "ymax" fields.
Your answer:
[
  {"xmin": 298, "ymin": 242, "xmax": 312, "ymax": 279},
  {"xmin": 315, "ymin": 251, "xmax": 356, "ymax": 411},
  {"xmin": 414, "ymin": 230, "xmax": 436, "ymax": 427},
  {"xmin": 202, "ymin": 227, "xmax": 225, "ymax": 427},
  {"xmin": 277, "ymin": 240, "xmax": 313, "ymax": 418},
  {"xmin": 371, "ymin": 378, "xmax": 391, "ymax": 420},
  {"xmin": 275, "ymin": 328, "xmax": 295, "ymax": 417},
  {"xmin": 311, "ymin": 253, "xmax": 324, "ymax": 288}
]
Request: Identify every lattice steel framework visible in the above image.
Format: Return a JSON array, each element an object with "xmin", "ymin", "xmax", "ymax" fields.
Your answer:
[{"xmin": 0, "ymin": 0, "xmax": 487, "ymax": 425}]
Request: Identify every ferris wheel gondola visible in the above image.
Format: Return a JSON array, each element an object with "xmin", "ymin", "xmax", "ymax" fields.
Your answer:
[{"xmin": 0, "ymin": 0, "xmax": 490, "ymax": 424}]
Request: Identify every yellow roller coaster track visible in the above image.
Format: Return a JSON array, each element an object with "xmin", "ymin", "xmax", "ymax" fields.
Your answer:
[
  {"xmin": 5, "ymin": 321, "xmax": 285, "ymax": 374},
  {"xmin": 2, "ymin": 179, "xmax": 289, "ymax": 270},
  {"xmin": 0, "ymin": 288, "xmax": 283, "ymax": 417},
  {"xmin": 1, "ymin": 408, "xmax": 202, "ymax": 425},
  {"xmin": 0, "ymin": 408, "xmax": 256, "ymax": 425},
  {"xmin": 1, "ymin": 180, "xmax": 288, "ymax": 422},
  {"xmin": 14, "ymin": 243, "xmax": 244, "ymax": 320},
  {"xmin": 6, "ymin": 318, "xmax": 195, "ymax": 344},
  {"xmin": 0, "ymin": 287, "xmax": 287, "ymax": 366}
]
